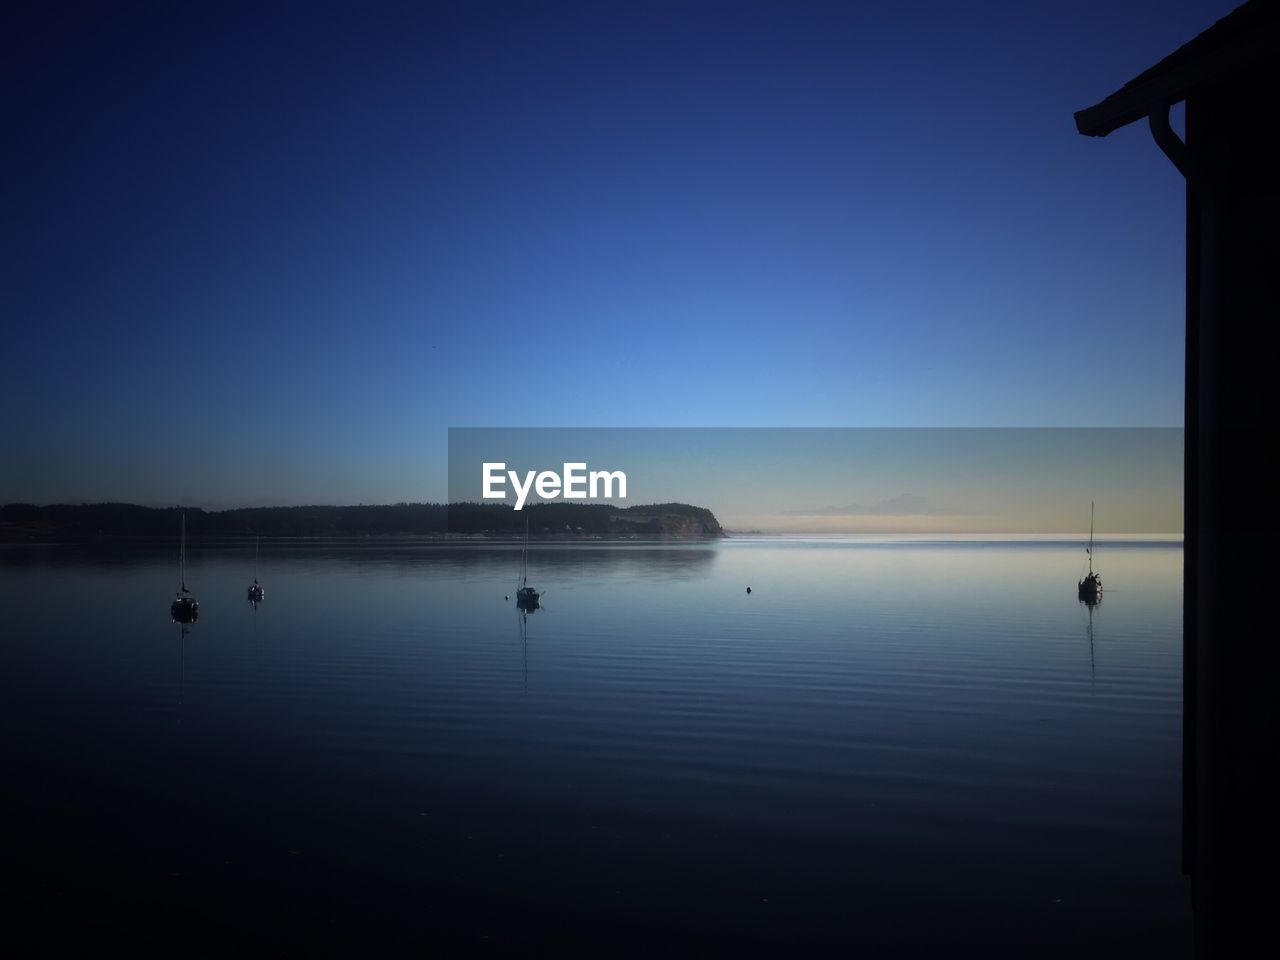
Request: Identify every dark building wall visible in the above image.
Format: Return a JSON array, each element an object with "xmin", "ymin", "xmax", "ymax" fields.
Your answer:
[{"xmin": 1184, "ymin": 57, "xmax": 1280, "ymax": 957}]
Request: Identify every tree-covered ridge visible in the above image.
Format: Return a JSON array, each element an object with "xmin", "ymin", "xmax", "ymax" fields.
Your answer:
[{"xmin": 0, "ymin": 501, "xmax": 724, "ymax": 540}]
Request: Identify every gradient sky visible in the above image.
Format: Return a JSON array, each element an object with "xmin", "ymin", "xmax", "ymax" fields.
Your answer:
[{"xmin": 2, "ymin": 1, "xmax": 1230, "ymax": 506}]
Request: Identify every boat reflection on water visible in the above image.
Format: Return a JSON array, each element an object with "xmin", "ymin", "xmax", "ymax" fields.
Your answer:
[
  {"xmin": 175, "ymin": 622, "xmax": 191, "ymax": 714},
  {"xmin": 1080, "ymin": 593, "xmax": 1101, "ymax": 684},
  {"xmin": 517, "ymin": 606, "xmax": 534, "ymax": 690}
]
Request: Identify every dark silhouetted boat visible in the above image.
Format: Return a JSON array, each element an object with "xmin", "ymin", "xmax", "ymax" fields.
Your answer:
[
  {"xmin": 1078, "ymin": 501, "xmax": 1103, "ymax": 604},
  {"xmin": 516, "ymin": 514, "xmax": 540, "ymax": 609},
  {"xmin": 247, "ymin": 535, "xmax": 265, "ymax": 603},
  {"xmin": 171, "ymin": 511, "xmax": 199, "ymax": 623}
]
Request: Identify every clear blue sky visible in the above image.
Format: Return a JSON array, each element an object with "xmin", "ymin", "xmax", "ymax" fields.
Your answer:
[{"xmin": 3, "ymin": 1, "xmax": 1230, "ymax": 505}]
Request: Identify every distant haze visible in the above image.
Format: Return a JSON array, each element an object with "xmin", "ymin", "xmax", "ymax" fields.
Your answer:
[{"xmin": 448, "ymin": 428, "xmax": 1182, "ymax": 535}]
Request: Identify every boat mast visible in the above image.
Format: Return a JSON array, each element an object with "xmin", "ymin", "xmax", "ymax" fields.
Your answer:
[
  {"xmin": 179, "ymin": 511, "xmax": 187, "ymax": 595},
  {"xmin": 522, "ymin": 514, "xmax": 529, "ymax": 588},
  {"xmin": 1087, "ymin": 501, "xmax": 1095, "ymax": 577}
]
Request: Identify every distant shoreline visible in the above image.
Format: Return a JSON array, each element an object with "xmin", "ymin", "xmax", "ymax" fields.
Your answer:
[
  {"xmin": 721, "ymin": 531, "xmax": 1183, "ymax": 542},
  {"xmin": 0, "ymin": 501, "xmax": 726, "ymax": 543},
  {"xmin": 0, "ymin": 531, "xmax": 1183, "ymax": 548}
]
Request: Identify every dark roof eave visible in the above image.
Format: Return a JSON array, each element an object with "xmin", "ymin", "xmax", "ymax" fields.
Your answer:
[{"xmin": 1074, "ymin": 1, "xmax": 1280, "ymax": 138}]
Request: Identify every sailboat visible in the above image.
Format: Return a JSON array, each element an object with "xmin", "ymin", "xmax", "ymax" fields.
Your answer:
[
  {"xmin": 1078, "ymin": 501, "xmax": 1103, "ymax": 604},
  {"xmin": 171, "ymin": 511, "xmax": 199, "ymax": 623},
  {"xmin": 515, "ymin": 514, "xmax": 540, "ymax": 609},
  {"xmin": 247, "ymin": 535, "xmax": 265, "ymax": 603}
]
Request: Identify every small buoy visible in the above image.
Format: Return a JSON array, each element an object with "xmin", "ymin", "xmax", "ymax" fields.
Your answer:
[
  {"xmin": 504, "ymin": 595, "xmax": 509, "ymax": 601},
  {"xmin": 746, "ymin": 586, "xmax": 752, "ymax": 594}
]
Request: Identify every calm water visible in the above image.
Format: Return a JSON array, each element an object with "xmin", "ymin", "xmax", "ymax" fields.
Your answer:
[{"xmin": 2, "ymin": 538, "xmax": 1187, "ymax": 954}]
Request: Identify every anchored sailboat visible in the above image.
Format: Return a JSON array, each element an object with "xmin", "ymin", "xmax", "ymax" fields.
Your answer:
[
  {"xmin": 170, "ymin": 511, "xmax": 199, "ymax": 623},
  {"xmin": 1078, "ymin": 501, "xmax": 1103, "ymax": 604},
  {"xmin": 247, "ymin": 535, "xmax": 265, "ymax": 603},
  {"xmin": 515, "ymin": 514, "xmax": 540, "ymax": 609}
]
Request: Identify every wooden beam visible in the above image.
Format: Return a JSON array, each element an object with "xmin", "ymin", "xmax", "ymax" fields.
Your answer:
[{"xmin": 1075, "ymin": 4, "xmax": 1280, "ymax": 137}]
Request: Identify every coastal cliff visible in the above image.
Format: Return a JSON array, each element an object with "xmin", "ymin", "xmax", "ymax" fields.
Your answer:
[{"xmin": 599, "ymin": 504, "xmax": 725, "ymax": 540}]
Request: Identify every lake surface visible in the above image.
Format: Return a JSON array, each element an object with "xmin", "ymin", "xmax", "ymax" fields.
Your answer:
[{"xmin": 2, "ymin": 538, "xmax": 1187, "ymax": 954}]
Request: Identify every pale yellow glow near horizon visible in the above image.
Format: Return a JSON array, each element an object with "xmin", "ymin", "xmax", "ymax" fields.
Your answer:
[{"xmin": 723, "ymin": 506, "xmax": 1183, "ymax": 535}]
